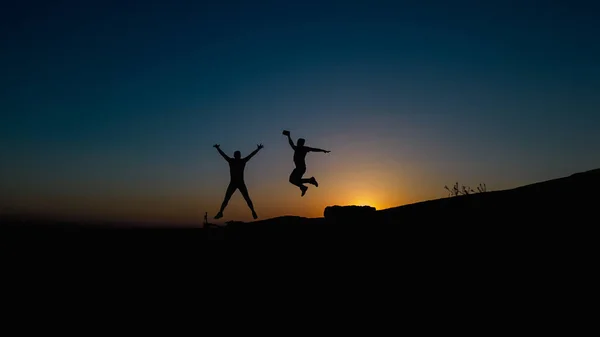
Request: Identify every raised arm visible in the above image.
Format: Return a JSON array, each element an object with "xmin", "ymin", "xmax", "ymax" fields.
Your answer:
[
  {"xmin": 213, "ymin": 144, "xmax": 231, "ymax": 161},
  {"xmin": 307, "ymin": 147, "xmax": 330, "ymax": 153},
  {"xmin": 286, "ymin": 134, "xmax": 296, "ymax": 150},
  {"xmin": 243, "ymin": 144, "xmax": 263, "ymax": 162}
]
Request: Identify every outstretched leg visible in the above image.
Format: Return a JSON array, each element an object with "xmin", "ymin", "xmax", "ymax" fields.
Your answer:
[
  {"xmin": 238, "ymin": 182, "xmax": 258, "ymax": 219},
  {"xmin": 300, "ymin": 176, "xmax": 318, "ymax": 191},
  {"xmin": 215, "ymin": 182, "xmax": 237, "ymax": 219},
  {"xmin": 301, "ymin": 177, "xmax": 317, "ymax": 185}
]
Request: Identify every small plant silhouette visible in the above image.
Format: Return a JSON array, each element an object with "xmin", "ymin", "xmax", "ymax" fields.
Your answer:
[
  {"xmin": 476, "ymin": 183, "xmax": 487, "ymax": 193},
  {"xmin": 444, "ymin": 182, "xmax": 487, "ymax": 197}
]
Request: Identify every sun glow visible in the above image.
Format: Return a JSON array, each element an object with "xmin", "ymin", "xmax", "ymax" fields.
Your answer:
[{"xmin": 348, "ymin": 197, "xmax": 379, "ymax": 210}]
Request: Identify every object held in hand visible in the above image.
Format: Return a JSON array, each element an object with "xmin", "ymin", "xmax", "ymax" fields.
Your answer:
[{"xmin": 282, "ymin": 130, "xmax": 290, "ymax": 136}]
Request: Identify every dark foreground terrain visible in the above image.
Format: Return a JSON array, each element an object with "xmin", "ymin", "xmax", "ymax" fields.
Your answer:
[{"xmin": 2, "ymin": 168, "xmax": 599, "ymax": 244}]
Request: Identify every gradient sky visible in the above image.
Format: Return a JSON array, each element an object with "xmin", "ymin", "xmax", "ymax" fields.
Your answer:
[{"xmin": 1, "ymin": 0, "xmax": 599, "ymax": 224}]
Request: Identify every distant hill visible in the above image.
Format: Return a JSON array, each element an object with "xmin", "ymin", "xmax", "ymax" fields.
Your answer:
[{"xmin": 2, "ymin": 168, "xmax": 599, "ymax": 242}]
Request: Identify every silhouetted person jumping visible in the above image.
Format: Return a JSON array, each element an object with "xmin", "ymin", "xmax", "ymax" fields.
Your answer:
[
  {"xmin": 213, "ymin": 143, "xmax": 263, "ymax": 220},
  {"xmin": 283, "ymin": 130, "xmax": 330, "ymax": 196}
]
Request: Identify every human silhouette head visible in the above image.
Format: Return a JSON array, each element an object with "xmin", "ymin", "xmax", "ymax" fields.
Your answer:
[
  {"xmin": 234, "ymin": 151, "xmax": 241, "ymax": 159},
  {"xmin": 297, "ymin": 138, "xmax": 305, "ymax": 147}
]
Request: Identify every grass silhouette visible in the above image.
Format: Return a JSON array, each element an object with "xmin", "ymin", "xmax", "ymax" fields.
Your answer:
[{"xmin": 445, "ymin": 182, "xmax": 488, "ymax": 196}]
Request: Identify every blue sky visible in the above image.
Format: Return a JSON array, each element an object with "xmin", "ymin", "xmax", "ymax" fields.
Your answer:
[{"xmin": 1, "ymin": 0, "xmax": 599, "ymax": 222}]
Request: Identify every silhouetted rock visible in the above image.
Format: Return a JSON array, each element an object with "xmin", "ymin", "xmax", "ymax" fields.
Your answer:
[{"xmin": 324, "ymin": 205, "xmax": 377, "ymax": 224}]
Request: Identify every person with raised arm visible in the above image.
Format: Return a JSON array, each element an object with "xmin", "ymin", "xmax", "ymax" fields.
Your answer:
[
  {"xmin": 282, "ymin": 130, "xmax": 330, "ymax": 196},
  {"xmin": 213, "ymin": 143, "xmax": 263, "ymax": 219}
]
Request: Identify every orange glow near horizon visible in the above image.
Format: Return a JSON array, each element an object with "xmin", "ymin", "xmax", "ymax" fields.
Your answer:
[
  {"xmin": 3, "ymin": 129, "xmax": 516, "ymax": 225},
  {"xmin": 1, "ymin": 162, "xmax": 546, "ymax": 225},
  {"xmin": 3, "ymin": 154, "xmax": 434, "ymax": 225}
]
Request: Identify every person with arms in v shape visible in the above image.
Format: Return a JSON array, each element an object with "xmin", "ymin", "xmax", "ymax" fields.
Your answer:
[
  {"xmin": 283, "ymin": 130, "xmax": 330, "ymax": 196},
  {"xmin": 213, "ymin": 143, "xmax": 263, "ymax": 219}
]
